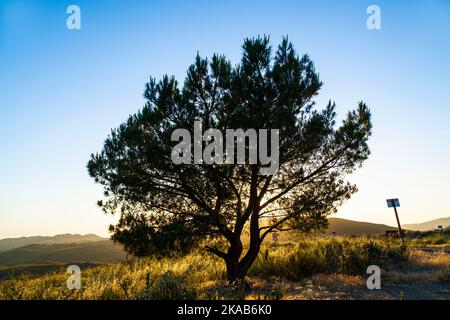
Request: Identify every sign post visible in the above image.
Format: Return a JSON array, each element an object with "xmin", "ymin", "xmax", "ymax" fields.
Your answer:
[{"xmin": 386, "ymin": 198, "xmax": 403, "ymax": 244}]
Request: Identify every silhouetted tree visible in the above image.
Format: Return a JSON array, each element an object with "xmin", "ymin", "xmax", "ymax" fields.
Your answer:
[{"xmin": 88, "ymin": 36, "xmax": 372, "ymax": 283}]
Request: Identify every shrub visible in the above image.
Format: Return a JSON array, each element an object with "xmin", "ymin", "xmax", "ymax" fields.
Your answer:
[
  {"xmin": 438, "ymin": 265, "xmax": 450, "ymax": 283},
  {"xmin": 139, "ymin": 271, "xmax": 197, "ymax": 300},
  {"xmin": 431, "ymin": 234, "xmax": 447, "ymax": 245},
  {"xmin": 249, "ymin": 238, "xmax": 408, "ymax": 280}
]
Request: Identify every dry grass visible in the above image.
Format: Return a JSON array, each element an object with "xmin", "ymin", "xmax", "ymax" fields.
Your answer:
[
  {"xmin": 1, "ymin": 239, "xmax": 449, "ymax": 300},
  {"xmin": 308, "ymin": 273, "xmax": 365, "ymax": 290},
  {"xmin": 409, "ymin": 250, "xmax": 450, "ymax": 269},
  {"xmin": 383, "ymin": 250, "xmax": 450, "ymax": 284}
]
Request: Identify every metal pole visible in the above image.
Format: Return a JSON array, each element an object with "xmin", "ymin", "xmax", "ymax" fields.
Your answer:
[{"xmin": 393, "ymin": 204, "xmax": 404, "ymax": 245}]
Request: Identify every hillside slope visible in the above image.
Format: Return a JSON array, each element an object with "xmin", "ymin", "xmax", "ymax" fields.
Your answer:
[
  {"xmin": 0, "ymin": 234, "xmax": 105, "ymax": 253},
  {"xmin": 0, "ymin": 240, "xmax": 127, "ymax": 266},
  {"xmin": 0, "ymin": 217, "xmax": 407, "ymax": 266},
  {"xmin": 403, "ymin": 217, "xmax": 450, "ymax": 231},
  {"xmin": 258, "ymin": 217, "xmax": 398, "ymax": 243},
  {"xmin": 325, "ymin": 218, "xmax": 397, "ymax": 236}
]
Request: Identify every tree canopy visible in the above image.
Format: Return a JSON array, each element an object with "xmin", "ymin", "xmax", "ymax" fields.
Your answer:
[{"xmin": 88, "ymin": 36, "xmax": 372, "ymax": 282}]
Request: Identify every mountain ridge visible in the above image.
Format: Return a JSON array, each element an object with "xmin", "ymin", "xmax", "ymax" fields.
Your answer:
[
  {"xmin": 326, "ymin": 217, "xmax": 397, "ymax": 235},
  {"xmin": 0, "ymin": 240, "xmax": 126, "ymax": 266},
  {"xmin": 0, "ymin": 234, "xmax": 106, "ymax": 253},
  {"xmin": 403, "ymin": 217, "xmax": 450, "ymax": 231}
]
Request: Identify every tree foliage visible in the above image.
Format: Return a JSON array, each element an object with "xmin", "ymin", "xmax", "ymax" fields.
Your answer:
[{"xmin": 88, "ymin": 36, "xmax": 372, "ymax": 281}]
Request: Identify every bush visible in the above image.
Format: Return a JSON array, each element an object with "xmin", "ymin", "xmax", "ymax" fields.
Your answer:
[
  {"xmin": 431, "ymin": 234, "xmax": 447, "ymax": 245},
  {"xmin": 438, "ymin": 265, "xmax": 450, "ymax": 283},
  {"xmin": 249, "ymin": 238, "xmax": 408, "ymax": 280},
  {"xmin": 139, "ymin": 271, "xmax": 197, "ymax": 300},
  {"xmin": 407, "ymin": 231, "xmax": 450, "ymax": 246}
]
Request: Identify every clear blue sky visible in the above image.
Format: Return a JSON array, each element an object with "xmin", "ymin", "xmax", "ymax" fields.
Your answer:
[{"xmin": 1, "ymin": 0, "xmax": 449, "ymax": 238}]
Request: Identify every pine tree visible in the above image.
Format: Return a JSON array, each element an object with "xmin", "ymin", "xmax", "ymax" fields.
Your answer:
[{"xmin": 87, "ymin": 36, "xmax": 372, "ymax": 283}]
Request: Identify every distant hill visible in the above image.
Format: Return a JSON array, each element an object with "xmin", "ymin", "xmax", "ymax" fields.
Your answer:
[
  {"xmin": 0, "ymin": 234, "xmax": 105, "ymax": 253},
  {"xmin": 326, "ymin": 218, "xmax": 397, "ymax": 236},
  {"xmin": 255, "ymin": 217, "xmax": 398, "ymax": 243},
  {"xmin": 0, "ymin": 217, "xmax": 410, "ymax": 266},
  {"xmin": 403, "ymin": 217, "xmax": 450, "ymax": 231},
  {"xmin": 0, "ymin": 240, "xmax": 127, "ymax": 266}
]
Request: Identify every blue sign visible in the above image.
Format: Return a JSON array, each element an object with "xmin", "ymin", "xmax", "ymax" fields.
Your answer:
[{"xmin": 387, "ymin": 198, "xmax": 400, "ymax": 208}]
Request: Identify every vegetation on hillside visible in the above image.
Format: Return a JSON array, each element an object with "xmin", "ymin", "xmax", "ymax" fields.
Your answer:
[
  {"xmin": 0, "ymin": 241, "xmax": 126, "ymax": 266},
  {"xmin": 405, "ymin": 230, "xmax": 450, "ymax": 247},
  {"xmin": 0, "ymin": 234, "xmax": 104, "ymax": 253},
  {"xmin": 0, "ymin": 237, "xmax": 409, "ymax": 300}
]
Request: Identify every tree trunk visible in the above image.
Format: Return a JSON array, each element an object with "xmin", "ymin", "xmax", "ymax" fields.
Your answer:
[
  {"xmin": 224, "ymin": 237, "xmax": 244, "ymax": 284},
  {"xmin": 225, "ymin": 240, "xmax": 261, "ymax": 285},
  {"xmin": 226, "ymin": 262, "xmax": 249, "ymax": 286},
  {"xmin": 225, "ymin": 170, "xmax": 262, "ymax": 285}
]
